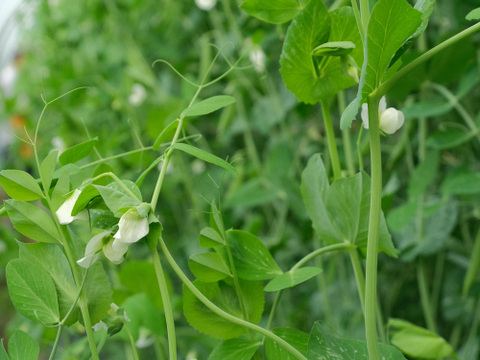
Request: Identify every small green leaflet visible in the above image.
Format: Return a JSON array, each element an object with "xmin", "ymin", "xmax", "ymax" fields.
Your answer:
[
  {"xmin": 59, "ymin": 138, "xmax": 98, "ymax": 166},
  {"xmin": 264, "ymin": 267, "xmax": 322, "ymax": 292},
  {"xmin": 170, "ymin": 143, "xmax": 237, "ymax": 173},
  {"xmin": 182, "ymin": 95, "xmax": 236, "ymax": 117},
  {"xmin": 265, "ymin": 327, "xmax": 309, "ymax": 360},
  {"xmin": 39, "ymin": 151, "xmax": 58, "ymax": 192},
  {"xmin": 466, "ymin": 7, "xmax": 480, "ymax": 21},
  {"xmin": 311, "ymin": 41, "xmax": 355, "ymax": 57},
  {"xmin": 153, "ymin": 120, "xmax": 179, "ymax": 151},
  {"xmin": 240, "ymin": 0, "xmax": 301, "ymax": 24},
  {"xmin": 3, "ymin": 330, "xmax": 39, "ymax": 360},
  {"xmin": 199, "ymin": 227, "xmax": 225, "ymax": 248},
  {"xmin": 0, "ymin": 170, "xmax": 43, "ymax": 201},
  {"xmin": 189, "ymin": 252, "xmax": 232, "ymax": 282},
  {"xmin": 209, "ymin": 339, "xmax": 261, "ymax": 360}
]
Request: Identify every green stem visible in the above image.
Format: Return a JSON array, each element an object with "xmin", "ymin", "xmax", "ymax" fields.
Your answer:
[
  {"xmin": 158, "ymin": 237, "xmax": 307, "ymax": 360},
  {"xmin": 124, "ymin": 323, "xmax": 140, "ymax": 360},
  {"xmin": 48, "ymin": 326, "xmax": 63, "ymax": 360},
  {"xmin": 359, "ymin": 0, "xmax": 369, "ymax": 37},
  {"xmin": 265, "ymin": 290, "xmax": 283, "ymax": 332},
  {"xmin": 417, "ymin": 259, "xmax": 437, "ymax": 332},
  {"xmin": 90, "ymin": 172, "xmax": 142, "ymax": 201},
  {"xmin": 80, "ymin": 147, "xmax": 154, "ymax": 169},
  {"xmin": 350, "ymin": 0, "xmax": 365, "ymax": 41},
  {"xmin": 357, "ymin": 126, "xmax": 365, "ymax": 172},
  {"xmin": 291, "ymin": 243, "xmax": 350, "ymax": 270},
  {"xmin": 365, "ymin": 93, "xmax": 382, "ymax": 360},
  {"xmin": 378, "ymin": 21, "xmax": 480, "ymax": 97},
  {"xmin": 151, "ymin": 243, "xmax": 177, "ymax": 360},
  {"xmin": 321, "ymin": 100, "xmax": 342, "ymax": 181},
  {"xmin": 348, "ymin": 246, "xmax": 366, "ymax": 314},
  {"xmin": 338, "ymin": 92, "xmax": 356, "ymax": 176}
]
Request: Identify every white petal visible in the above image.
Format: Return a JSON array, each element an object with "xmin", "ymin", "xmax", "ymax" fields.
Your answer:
[
  {"xmin": 104, "ymin": 239, "xmax": 128, "ymax": 264},
  {"xmin": 76, "ymin": 231, "xmax": 109, "ymax": 268},
  {"xmin": 92, "ymin": 321, "xmax": 108, "ymax": 332},
  {"xmin": 56, "ymin": 189, "xmax": 83, "ymax": 225},
  {"xmin": 379, "ymin": 96, "xmax": 387, "ymax": 113},
  {"xmin": 361, "ymin": 103, "xmax": 369, "ymax": 129},
  {"xmin": 195, "ymin": 0, "xmax": 216, "ymax": 10},
  {"xmin": 380, "ymin": 108, "xmax": 404, "ymax": 134},
  {"xmin": 113, "ymin": 208, "xmax": 150, "ymax": 244}
]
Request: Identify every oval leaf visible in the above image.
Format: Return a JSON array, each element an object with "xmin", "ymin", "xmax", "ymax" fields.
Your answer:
[
  {"xmin": 5, "ymin": 200, "xmax": 59, "ymax": 243},
  {"xmin": 209, "ymin": 338, "xmax": 261, "ymax": 360},
  {"xmin": 6, "ymin": 259, "xmax": 60, "ymax": 325},
  {"xmin": 59, "ymin": 138, "xmax": 98, "ymax": 166},
  {"xmin": 182, "ymin": 96, "xmax": 236, "ymax": 117},
  {"xmin": 240, "ymin": 0, "xmax": 301, "ymax": 24},
  {"xmin": 39, "ymin": 151, "xmax": 58, "ymax": 192},
  {"xmin": 199, "ymin": 227, "xmax": 225, "ymax": 248},
  {"xmin": 189, "ymin": 252, "xmax": 232, "ymax": 282},
  {"xmin": 265, "ymin": 328, "xmax": 309, "ymax": 360},
  {"xmin": 171, "ymin": 143, "xmax": 237, "ymax": 173},
  {"xmin": 0, "ymin": 170, "xmax": 43, "ymax": 201},
  {"xmin": 264, "ymin": 267, "xmax": 322, "ymax": 292},
  {"xmin": 466, "ymin": 7, "xmax": 480, "ymax": 21},
  {"xmin": 7, "ymin": 330, "xmax": 39, "ymax": 360}
]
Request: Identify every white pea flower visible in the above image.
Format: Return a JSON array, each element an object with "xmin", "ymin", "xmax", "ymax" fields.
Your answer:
[
  {"xmin": 195, "ymin": 0, "xmax": 216, "ymax": 11},
  {"xmin": 249, "ymin": 48, "xmax": 266, "ymax": 72},
  {"xmin": 128, "ymin": 83, "xmax": 147, "ymax": 106},
  {"xmin": 112, "ymin": 207, "xmax": 150, "ymax": 251},
  {"xmin": 77, "ymin": 231, "xmax": 127, "ymax": 268},
  {"xmin": 361, "ymin": 96, "xmax": 404, "ymax": 134},
  {"xmin": 56, "ymin": 189, "xmax": 88, "ymax": 225}
]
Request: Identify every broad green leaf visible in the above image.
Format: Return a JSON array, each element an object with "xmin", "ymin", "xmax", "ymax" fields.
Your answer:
[
  {"xmin": 225, "ymin": 178, "xmax": 278, "ymax": 208},
  {"xmin": 119, "ymin": 261, "xmax": 166, "ymax": 309},
  {"xmin": 280, "ymin": 2, "xmax": 362, "ymax": 103},
  {"xmin": 122, "ymin": 293, "xmax": 166, "ymax": 340},
  {"xmin": 307, "ymin": 322, "xmax": 407, "ymax": 359},
  {"xmin": 390, "ymin": 0, "xmax": 436, "ymax": 66},
  {"xmin": 240, "ymin": 0, "xmax": 301, "ymax": 24},
  {"xmin": 19, "ymin": 242, "xmax": 79, "ymax": 326},
  {"xmin": 182, "ymin": 96, "xmax": 236, "ymax": 117},
  {"xmin": 466, "ymin": 7, "xmax": 480, "ymax": 21},
  {"xmin": 362, "ymin": 0, "xmax": 422, "ymax": 98},
  {"xmin": 94, "ymin": 181, "xmax": 141, "ymax": 213},
  {"xmin": 83, "ymin": 261, "xmax": 114, "ymax": 325},
  {"xmin": 0, "ymin": 170, "xmax": 43, "ymax": 201},
  {"xmin": 0, "ymin": 340, "xmax": 9, "ymax": 360},
  {"xmin": 5, "ymin": 200, "xmax": 59, "ymax": 243},
  {"xmin": 6, "ymin": 259, "xmax": 60, "ymax": 325},
  {"xmin": 312, "ymin": 41, "xmax": 355, "ymax": 57},
  {"xmin": 183, "ymin": 279, "xmax": 264, "ymax": 339},
  {"xmin": 51, "ymin": 171, "xmax": 71, "ymax": 210},
  {"xmin": 39, "ymin": 151, "xmax": 58, "ymax": 192},
  {"xmin": 427, "ymin": 129, "xmax": 474, "ymax": 150},
  {"xmin": 463, "ymin": 229, "xmax": 480, "ymax": 296},
  {"xmin": 189, "ymin": 252, "xmax": 232, "ymax": 282},
  {"xmin": 227, "ymin": 230, "xmax": 282, "ymax": 280},
  {"xmin": 153, "ymin": 120, "xmax": 179, "ymax": 151},
  {"xmin": 388, "ymin": 318, "xmax": 455, "ymax": 359},
  {"xmin": 135, "ymin": 155, "xmax": 164, "ymax": 187},
  {"xmin": 265, "ymin": 328, "xmax": 309, "ymax": 360},
  {"xmin": 7, "ymin": 330, "xmax": 39, "ymax": 360},
  {"xmin": 264, "ymin": 267, "xmax": 322, "ymax": 292},
  {"xmin": 387, "ymin": 201, "xmax": 418, "ymax": 232},
  {"xmin": 208, "ymin": 338, "xmax": 260, "ymax": 360},
  {"xmin": 71, "ymin": 185, "xmax": 100, "ymax": 215},
  {"xmin": 171, "ymin": 143, "xmax": 237, "ymax": 173},
  {"xmin": 92, "ymin": 163, "xmax": 115, "ymax": 186},
  {"xmin": 408, "ymin": 150, "xmax": 440, "ymax": 199},
  {"xmin": 199, "ymin": 227, "xmax": 225, "ymax": 248},
  {"xmin": 402, "ymin": 100, "xmax": 452, "ymax": 119},
  {"xmin": 441, "ymin": 168, "xmax": 480, "ymax": 195},
  {"xmin": 59, "ymin": 138, "xmax": 98, "ymax": 166}
]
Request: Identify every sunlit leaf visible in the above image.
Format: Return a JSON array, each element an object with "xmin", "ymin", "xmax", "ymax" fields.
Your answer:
[
  {"xmin": 0, "ymin": 170, "xmax": 43, "ymax": 201},
  {"xmin": 208, "ymin": 338, "xmax": 260, "ymax": 360},
  {"xmin": 264, "ymin": 267, "xmax": 322, "ymax": 292},
  {"xmin": 171, "ymin": 143, "xmax": 237, "ymax": 173},
  {"xmin": 240, "ymin": 0, "xmax": 301, "ymax": 24},
  {"xmin": 59, "ymin": 138, "xmax": 98, "ymax": 166},
  {"xmin": 182, "ymin": 96, "xmax": 236, "ymax": 117}
]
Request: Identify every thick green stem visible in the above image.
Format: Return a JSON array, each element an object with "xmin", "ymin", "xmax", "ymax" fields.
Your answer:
[
  {"xmin": 365, "ymin": 94, "xmax": 382, "ymax": 360},
  {"xmin": 158, "ymin": 237, "xmax": 307, "ymax": 360},
  {"xmin": 348, "ymin": 246, "xmax": 366, "ymax": 314},
  {"xmin": 151, "ymin": 244, "xmax": 177, "ymax": 360},
  {"xmin": 338, "ymin": 92, "xmax": 356, "ymax": 176},
  {"xmin": 291, "ymin": 243, "xmax": 350, "ymax": 270},
  {"xmin": 321, "ymin": 100, "xmax": 342, "ymax": 181}
]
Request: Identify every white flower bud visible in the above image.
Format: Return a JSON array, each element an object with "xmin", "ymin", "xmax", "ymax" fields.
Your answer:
[
  {"xmin": 360, "ymin": 96, "xmax": 404, "ymax": 134},
  {"xmin": 195, "ymin": 0, "xmax": 216, "ymax": 11},
  {"xmin": 56, "ymin": 189, "xmax": 88, "ymax": 225}
]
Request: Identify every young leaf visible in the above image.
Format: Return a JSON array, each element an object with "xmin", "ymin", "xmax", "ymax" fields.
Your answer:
[
  {"xmin": 189, "ymin": 252, "xmax": 232, "ymax": 282},
  {"xmin": 5, "ymin": 200, "xmax": 59, "ymax": 243},
  {"xmin": 7, "ymin": 330, "xmax": 39, "ymax": 360},
  {"xmin": 209, "ymin": 338, "xmax": 261, "ymax": 360},
  {"xmin": 466, "ymin": 7, "xmax": 480, "ymax": 21},
  {"xmin": 6, "ymin": 259, "xmax": 60, "ymax": 325},
  {"xmin": 39, "ymin": 151, "xmax": 58, "ymax": 192},
  {"xmin": 182, "ymin": 96, "xmax": 236, "ymax": 117},
  {"xmin": 182, "ymin": 279, "xmax": 264, "ymax": 339},
  {"xmin": 227, "ymin": 230, "xmax": 283, "ymax": 280},
  {"xmin": 82, "ymin": 261, "xmax": 114, "ymax": 325},
  {"xmin": 58, "ymin": 138, "xmax": 98, "ymax": 166},
  {"xmin": 199, "ymin": 227, "xmax": 225, "ymax": 248},
  {"xmin": 171, "ymin": 143, "xmax": 237, "ymax": 173},
  {"xmin": 71, "ymin": 184, "xmax": 100, "ymax": 215},
  {"xmin": 94, "ymin": 181, "xmax": 141, "ymax": 213},
  {"xmin": 240, "ymin": 0, "xmax": 301, "ymax": 24},
  {"xmin": 153, "ymin": 120, "xmax": 179, "ymax": 151},
  {"xmin": 0, "ymin": 170, "xmax": 44, "ymax": 201},
  {"xmin": 264, "ymin": 267, "xmax": 322, "ymax": 292},
  {"xmin": 265, "ymin": 328, "xmax": 309, "ymax": 360},
  {"xmin": 311, "ymin": 41, "xmax": 355, "ymax": 57},
  {"xmin": 388, "ymin": 318, "xmax": 456, "ymax": 359}
]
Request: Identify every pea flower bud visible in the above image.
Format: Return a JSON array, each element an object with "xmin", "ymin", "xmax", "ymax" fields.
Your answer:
[{"xmin": 361, "ymin": 96, "xmax": 404, "ymax": 135}]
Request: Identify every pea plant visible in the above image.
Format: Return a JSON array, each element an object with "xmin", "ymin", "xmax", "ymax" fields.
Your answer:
[{"xmin": 1, "ymin": 0, "xmax": 480, "ymax": 359}]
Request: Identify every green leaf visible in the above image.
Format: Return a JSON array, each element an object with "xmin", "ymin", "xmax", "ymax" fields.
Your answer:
[
  {"xmin": 463, "ymin": 229, "xmax": 480, "ymax": 296},
  {"xmin": 199, "ymin": 227, "xmax": 225, "ymax": 248},
  {"xmin": 265, "ymin": 328, "xmax": 309, "ymax": 360},
  {"xmin": 208, "ymin": 338, "xmax": 260, "ymax": 360},
  {"xmin": 0, "ymin": 170, "xmax": 43, "ymax": 201},
  {"xmin": 225, "ymin": 178, "xmax": 279, "ymax": 208},
  {"xmin": 408, "ymin": 150, "xmax": 440, "ymax": 199},
  {"xmin": 71, "ymin": 185, "xmax": 100, "ymax": 215},
  {"xmin": 0, "ymin": 340, "xmax": 9, "ymax": 360},
  {"xmin": 19, "ymin": 242, "xmax": 79, "ymax": 326},
  {"xmin": 189, "ymin": 252, "xmax": 232, "ymax": 282},
  {"xmin": 427, "ymin": 129, "xmax": 474, "ymax": 150},
  {"xmin": 466, "ymin": 7, "xmax": 480, "ymax": 21},
  {"xmin": 312, "ymin": 41, "xmax": 355, "ymax": 57},
  {"xmin": 6, "ymin": 259, "xmax": 60, "ymax": 325},
  {"xmin": 5, "ymin": 200, "xmax": 59, "ymax": 243},
  {"xmin": 227, "ymin": 230, "xmax": 283, "ymax": 280},
  {"xmin": 171, "ymin": 143, "xmax": 237, "ymax": 173},
  {"xmin": 39, "ymin": 151, "xmax": 58, "ymax": 191},
  {"xmin": 135, "ymin": 155, "xmax": 164, "ymax": 187},
  {"xmin": 307, "ymin": 322, "xmax": 407, "ymax": 359},
  {"xmin": 240, "ymin": 0, "xmax": 301, "ymax": 24},
  {"xmin": 7, "ymin": 330, "xmax": 39, "ymax": 360},
  {"xmin": 362, "ymin": 0, "xmax": 422, "ymax": 98},
  {"xmin": 94, "ymin": 181, "xmax": 141, "ymax": 213},
  {"xmin": 388, "ymin": 318, "xmax": 455, "ymax": 359},
  {"xmin": 83, "ymin": 261, "xmax": 114, "ymax": 325},
  {"xmin": 264, "ymin": 267, "xmax": 322, "ymax": 292},
  {"xmin": 153, "ymin": 120, "xmax": 179, "ymax": 151},
  {"xmin": 119, "ymin": 261, "xmax": 165, "ymax": 309},
  {"xmin": 122, "ymin": 293, "xmax": 166, "ymax": 339},
  {"xmin": 182, "ymin": 96, "xmax": 236, "ymax": 117},
  {"xmin": 59, "ymin": 138, "xmax": 98, "ymax": 166},
  {"xmin": 441, "ymin": 168, "xmax": 480, "ymax": 195},
  {"xmin": 280, "ymin": 2, "xmax": 362, "ymax": 103},
  {"xmin": 183, "ymin": 279, "xmax": 264, "ymax": 339}
]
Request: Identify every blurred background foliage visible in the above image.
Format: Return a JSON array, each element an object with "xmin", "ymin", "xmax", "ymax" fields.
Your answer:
[{"xmin": 0, "ymin": 0, "xmax": 479, "ymax": 358}]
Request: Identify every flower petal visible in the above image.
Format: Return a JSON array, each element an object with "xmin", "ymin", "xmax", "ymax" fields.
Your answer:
[
  {"xmin": 56, "ymin": 189, "xmax": 83, "ymax": 225},
  {"xmin": 380, "ymin": 108, "xmax": 404, "ymax": 134},
  {"xmin": 104, "ymin": 239, "xmax": 128, "ymax": 264},
  {"xmin": 361, "ymin": 103, "xmax": 369, "ymax": 129},
  {"xmin": 77, "ymin": 231, "xmax": 110, "ymax": 268},
  {"xmin": 113, "ymin": 208, "xmax": 150, "ymax": 244}
]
